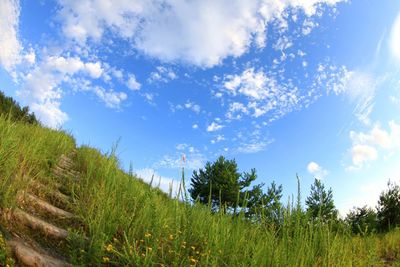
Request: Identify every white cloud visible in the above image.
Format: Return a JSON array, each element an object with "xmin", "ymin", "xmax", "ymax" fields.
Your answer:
[
  {"xmin": 184, "ymin": 101, "xmax": 201, "ymax": 114},
  {"xmin": 147, "ymin": 66, "xmax": 177, "ymax": 84},
  {"xmin": 350, "ymin": 144, "xmax": 377, "ymax": 167},
  {"xmin": 58, "ymin": 0, "xmax": 344, "ymax": 68},
  {"xmin": 18, "ymin": 55, "xmax": 127, "ymax": 127},
  {"xmin": 237, "ymin": 140, "xmax": 270, "ymax": 153},
  {"xmin": 126, "ymin": 74, "xmax": 141, "ymax": 90},
  {"xmin": 221, "ymin": 67, "xmax": 299, "ymax": 119},
  {"xmin": 307, "ymin": 161, "xmax": 328, "ymax": 179},
  {"xmin": 226, "ymin": 102, "xmax": 248, "ymax": 120},
  {"xmin": 0, "ymin": 0, "xmax": 21, "ymax": 71},
  {"xmin": 92, "ymin": 86, "xmax": 127, "ymax": 108},
  {"xmin": 135, "ymin": 168, "xmax": 182, "ymax": 197},
  {"xmin": 23, "ymin": 48, "xmax": 36, "ymax": 64},
  {"xmin": 327, "ymin": 69, "xmax": 380, "ymax": 125},
  {"xmin": 155, "ymin": 153, "xmax": 205, "ymax": 170},
  {"xmin": 390, "ymin": 12, "xmax": 400, "ymax": 60},
  {"xmin": 84, "ymin": 61, "xmax": 103, "ymax": 78},
  {"xmin": 192, "ymin": 124, "xmax": 199, "ymax": 129},
  {"xmin": 211, "ymin": 135, "xmax": 225, "ymax": 144},
  {"xmin": 31, "ymin": 101, "xmax": 68, "ymax": 128},
  {"xmin": 347, "ymin": 121, "xmax": 400, "ymax": 169},
  {"xmin": 207, "ymin": 121, "xmax": 224, "ymax": 132}
]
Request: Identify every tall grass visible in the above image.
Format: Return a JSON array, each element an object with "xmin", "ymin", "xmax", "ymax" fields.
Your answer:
[
  {"xmin": 69, "ymin": 146, "xmax": 399, "ymax": 266},
  {"xmin": 0, "ymin": 115, "xmax": 399, "ymax": 266}
]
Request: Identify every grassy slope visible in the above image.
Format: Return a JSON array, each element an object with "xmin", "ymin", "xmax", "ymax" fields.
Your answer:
[{"xmin": 0, "ymin": 115, "xmax": 399, "ymax": 266}]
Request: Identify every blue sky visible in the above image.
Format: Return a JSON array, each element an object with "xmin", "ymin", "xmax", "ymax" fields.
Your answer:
[{"xmin": 1, "ymin": 0, "xmax": 400, "ymax": 215}]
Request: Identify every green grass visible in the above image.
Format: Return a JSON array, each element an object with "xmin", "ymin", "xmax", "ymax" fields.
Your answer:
[{"xmin": 0, "ymin": 115, "xmax": 399, "ymax": 266}]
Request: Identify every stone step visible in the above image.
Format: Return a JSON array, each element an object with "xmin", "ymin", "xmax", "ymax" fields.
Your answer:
[
  {"xmin": 30, "ymin": 182, "xmax": 73, "ymax": 209},
  {"xmin": 10, "ymin": 208, "xmax": 69, "ymax": 240},
  {"xmin": 52, "ymin": 166, "xmax": 80, "ymax": 180},
  {"xmin": 58, "ymin": 155, "xmax": 75, "ymax": 167},
  {"xmin": 8, "ymin": 238, "xmax": 72, "ymax": 267},
  {"xmin": 19, "ymin": 192, "xmax": 75, "ymax": 220},
  {"xmin": 56, "ymin": 160, "xmax": 75, "ymax": 171}
]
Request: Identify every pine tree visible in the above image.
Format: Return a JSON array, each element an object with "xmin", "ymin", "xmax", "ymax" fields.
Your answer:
[{"xmin": 305, "ymin": 179, "xmax": 337, "ymax": 221}]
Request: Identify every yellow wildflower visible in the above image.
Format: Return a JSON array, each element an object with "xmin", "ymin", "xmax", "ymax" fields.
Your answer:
[
  {"xmin": 145, "ymin": 232, "xmax": 152, "ymax": 238},
  {"xmin": 147, "ymin": 247, "xmax": 153, "ymax": 252},
  {"xmin": 103, "ymin": 256, "xmax": 110, "ymax": 263},
  {"xmin": 189, "ymin": 258, "xmax": 198, "ymax": 264},
  {"xmin": 168, "ymin": 234, "xmax": 174, "ymax": 240},
  {"xmin": 106, "ymin": 244, "xmax": 113, "ymax": 252},
  {"xmin": 191, "ymin": 246, "xmax": 196, "ymax": 251}
]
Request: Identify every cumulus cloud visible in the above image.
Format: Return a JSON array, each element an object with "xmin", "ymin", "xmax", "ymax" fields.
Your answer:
[
  {"xmin": 347, "ymin": 121, "xmax": 400, "ymax": 170},
  {"xmin": 31, "ymin": 101, "xmax": 69, "ymax": 128},
  {"xmin": 0, "ymin": 0, "xmax": 21, "ymax": 71},
  {"xmin": 57, "ymin": 0, "xmax": 344, "ymax": 68},
  {"xmin": 207, "ymin": 121, "xmax": 224, "ymax": 132},
  {"xmin": 84, "ymin": 61, "xmax": 103, "ymax": 78},
  {"xmin": 147, "ymin": 66, "xmax": 177, "ymax": 84},
  {"xmin": 18, "ymin": 55, "xmax": 126, "ymax": 127},
  {"xmin": 390, "ymin": 12, "xmax": 400, "ymax": 60},
  {"xmin": 350, "ymin": 145, "xmax": 378, "ymax": 167},
  {"xmin": 221, "ymin": 67, "xmax": 299, "ymax": 119},
  {"xmin": 92, "ymin": 86, "xmax": 127, "ymax": 108},
  {"xmin": 307, "ymin": 161, "xmax": 328, "ymax": 179},
  {"xmin": 126, "ymin": 74, "xmax": 141, "ymax": 90}
]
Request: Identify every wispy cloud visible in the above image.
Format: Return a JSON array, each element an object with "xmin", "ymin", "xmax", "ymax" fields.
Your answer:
[{"xmin": 390, "ymin": 12, "xmax": 400, "ymax": 60}]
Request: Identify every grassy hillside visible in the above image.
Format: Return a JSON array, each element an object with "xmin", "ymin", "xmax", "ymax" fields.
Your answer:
[{"xmin": 0, "ymin": 115, "xmax": 400, "ymax": 266}]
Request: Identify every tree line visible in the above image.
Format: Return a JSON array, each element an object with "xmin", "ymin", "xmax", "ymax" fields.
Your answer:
[
  {"xmin": 189, "ymin": 156, "xmax": 400, "ymax": 234},
  {"xmin": 0, "ymin": 90, "xmax": 38, "ymax": 124}
]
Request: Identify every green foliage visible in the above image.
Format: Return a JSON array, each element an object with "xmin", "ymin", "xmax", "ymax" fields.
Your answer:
[
  {"xmin": 377, "ymin": 181, "xmax": 400, "ymax": 231},
  {"xmin": 0, "ymin": 91, "xmax": 38, "ymax": 124},
  {"xmin": 189, "ymin": 156, "xmax": 259, "ymax": 212},
  {"xmin": 305, "ymin": 179, "xmax": 338, "ymax": 221},
  {"xmin": 346, "ymin": 206, "xmax": 378, "ymax": 235},
  {"xmin": 245, "ymin": 181, "xmax": 283, "ymax": 224}
]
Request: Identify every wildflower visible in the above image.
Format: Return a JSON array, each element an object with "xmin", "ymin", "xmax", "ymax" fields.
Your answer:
[
  {"xmin": 147, "ymin": 247, "xmax": 153, "ymax": 252},
  {"xmin": 191, "ymin": 246, "xmax": 196, "ymax": 251},
  {"xmin": 168, "ymin": 234, "xmax": 174, "ymax": 240},
  {"xmin": 189, "ymin": 258, "xmax": 198, "ymax": 264},
  {"xmin": 141, "ymin": 253, "xmax": 146, "ymax": 257},
  {"xmin": 145, "ymin": 232, "xmax": 152, "ymax": 238},
  {"xmin": 140, "ymin": 239, "xmax": 144, "ymax": 243},
  {"xmin": 106, "ymin": 244, "xmax": 113, "ymax": 252},
  {"xmin": 103, "ymin": 256, "xmax": 110, "ymax": 263}
]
